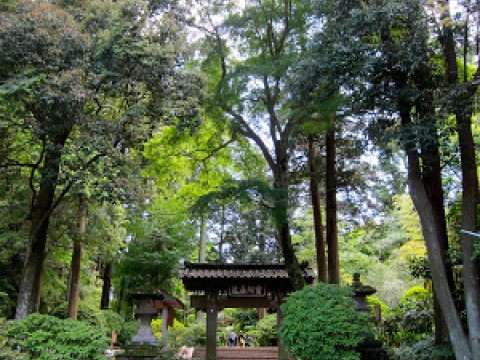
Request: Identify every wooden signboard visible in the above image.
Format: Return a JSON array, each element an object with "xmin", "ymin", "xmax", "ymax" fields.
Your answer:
[{"xmin": 229, "ymin": 283, "xmax": 265, "ymax": 297}]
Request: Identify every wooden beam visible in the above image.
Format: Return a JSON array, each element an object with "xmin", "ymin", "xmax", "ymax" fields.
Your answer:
[{"xmin": 190, "ymin": 295, "xmax": 277, "ymax": 310}]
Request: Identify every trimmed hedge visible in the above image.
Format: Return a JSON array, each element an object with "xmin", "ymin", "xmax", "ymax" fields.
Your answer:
[
  {"xmin": 280, "ymin": 284, "xmax": 368, "ymax": 360},
  {"xmin": 5, "ymin": 313, "xmax": 109, "ymax": 360}
]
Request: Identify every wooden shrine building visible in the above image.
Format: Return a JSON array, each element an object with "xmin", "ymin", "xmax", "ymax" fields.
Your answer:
[{"xmin": 180, "ymin": 263, "xmax": 315, "ymax": 360}]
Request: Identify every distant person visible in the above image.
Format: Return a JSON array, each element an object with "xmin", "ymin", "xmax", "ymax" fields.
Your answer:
[
  {"xmin": 238, "ymin": 332, "xmax": 245, "ymax": 347},
  {"xmin": 227, "ymin": 331, "xmax": 237, "ymax": 347},
  {"xmin": 245, "ymin": 334, "xmax": 252, "ymax": 347}
]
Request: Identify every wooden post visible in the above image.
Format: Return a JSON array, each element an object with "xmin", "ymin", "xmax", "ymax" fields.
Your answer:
[
  {"xmin": 162, "ymin": 306, "xmax": 169, "ymax": 347},
  {"xmin": 276, "ymin": 293, "xmax": 289, "ymax": 360},
  {"xmin": 206, "ymin": 290, "xmax": 218, "ymax": 360},
  {"xmin": 257, "ymin": 307, "xmax": 266, "ymax": 320}
]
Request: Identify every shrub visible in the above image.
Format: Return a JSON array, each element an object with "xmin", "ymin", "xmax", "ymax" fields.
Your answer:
[
  {"xmin": 247, "ymin": 313, "xmax": 277, "ymax": 346},
  {"xmin": 6, "ymin": 313, "xmax": 109, "ymax": 360},
  {"xmin": 382, "ymin": 286, "xmax": 433, "ymax": 346},
  {"xmin": 116, "ymin": 320, "xmax": 140, "ymax": 346},
  {"xmin": 102, "ymin": 309, "xmax": 125, "ymax": 335},
  {"xmin": 0, "ymin": 318, "xmax": 30, "ymax": 360},
  {"xmin": 280, "ymin": 284, "xmax": 368, "ymax": 360},
  {"xmin": 394, "ymin": 337, "xmax": 454, "ymax": 360},
  {"xmin": 152, "ymin": 317, "xmax": 185, "ymax": 347},
  {"xmin": 234, "ymin": 308, "xmax": 258, "ymax": 330},
  {"xmin": 180, "ymin": 321, "xmax": 206, "ymax": 347},
  {"xmin": 50, "ymin": 301, "xmax": 129, "ymax": 342},
  {"xmin": 50, "ymin": 300, "xmax": 107, "ymax": 330}
]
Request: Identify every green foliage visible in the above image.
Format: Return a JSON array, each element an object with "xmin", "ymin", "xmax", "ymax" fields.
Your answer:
[
  {"xmin": 5, "ymin": 314, "xmax": 109, "ymax": 360},
  {"xmin": 151, "ymin": 317, "xmax": 185, "ymax": 345},
  {"xmin": 233, "ymin": 308, "xmax": 258, "ymax": 330},
  {"xmin": 155, "ymin": 348, "xmax": 185, "ymax": 360},
  {"xmin": 394, "ymin": 338, "xmax": 454, "ymax": 360},
  {"xmin": 116, "ymin": 320, "xmax": 140, "ymax": 346},
  {"xmin": 116, "ymin": 221, "xmax": 191, "ymax": 294},
  {"xmin": 368, "ymin": 296, "xmax": 390, "ymax": 318},
  {"xmin": 382, "ymin": 286, "xmax": 433, "ymax": 346},
  {"xmin": 339, "ymin": 204, "xmax": 422, "ymax": 308},
  {"xmin": 102, "ymin": 310, "xmax": 126, "ymax": 334},
  {"xmin": 0, "ymin": 318, "xmax": 30, "ymax": 360},
  {"xmin": 178, "ymin": 321, "xmax": 206, "ymax": 347},
  {"xmin": 1, "ymin": 0, "xmax": 202, "ymax": 320},
  {"xmin": 246, "ymin": 313, "xmax": 277, "ymax": 346},
  {"xmin": 191, "ymin": 178, "xmax": 281, "ymax": 263},
  {"xmin": 280, "ymin": 284, "xmax": 368, "ymax": 360},
  {"xmin": 50, "ymin": 301, "xmax": 122, "ymax": 334}
]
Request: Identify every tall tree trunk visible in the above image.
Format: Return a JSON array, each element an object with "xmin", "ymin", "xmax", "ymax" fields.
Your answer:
[
  {"xmin": 408, "ymin": 151, "xmax": 471, "ymax": 360},
  {"xmin": 101, "ymin": 261, "xmax": 113, "ymax": 310},
  {"xmin": 439, "ymin": 4, "xmax": 480, "ymax": 356},
  {"xmin": 414, "ymin": 64, "xmax": 454, "ymax": 344},
  {"xmin": 326, "ymin": 126, "xmax": 339, "ymax": 284},
  {"xmin": 457, "ymin": 109, "xmax": 480, "ymax": 359},
  {"xmin": 199, "ymin": 214, "xmax": 207, "ymax": 263},
  {"xmin": 422, "ymin": 142, "xmax": 452, "ymax": 344},
  {"xmin": 272, "ymin": 149, "xmax": 305, "ymax": 290},
  {"xmin": 15, "ymin": 132, "xmax": 69, "ymax": 320},
  {"xmin": 34, "ymin": 267, "xmax": 44, "ymax": 313},
  {"xmin": 115, "ymin": 277, "xmax": 126, "ymax": 313},
  {"xmin": 274, "ymin": 204, "xmax": 304, "ymax": 290},
  {"xmin": 400, "ymin": 101, "xmax": 472, "ymax": 360},
  {"xmin": 15, "ymin": 190, "xmax": 52, "ymax": 320},
  {"xmin": 218, "ymin": 205, "xmax": 225, "ymax": 262},
  {"xmin": 68, "ymin": 193, "xmax": 87, "ymax": 319},
  {"xmin": 308, "ymin": 135, "xmax": 327, "ymax": 282}
]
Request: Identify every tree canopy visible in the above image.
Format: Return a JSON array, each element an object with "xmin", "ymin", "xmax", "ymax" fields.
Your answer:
[{"xmin": 1, "ymin": 1, "xmax": 480, "ymax": 360}]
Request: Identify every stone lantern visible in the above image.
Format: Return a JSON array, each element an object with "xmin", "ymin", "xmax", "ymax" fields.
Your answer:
[
  {"xmin": 130, "ymin": 292, "xmax": 164, "ymax": 345},
  {"xmin": 352, "ymin": 273, "xmax": 377, "ymax": 312},
  {"xmin": 117, "ymin": 291, "xmax": 182, "ymax": 360},
  {"xmin": 351, "ymin": 273, "xmax": 389, "ymax": 360}
]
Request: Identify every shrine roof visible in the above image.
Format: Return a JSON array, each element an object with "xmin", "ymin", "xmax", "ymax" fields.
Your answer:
[
  {"xmin": 128, "ymin": 290, "xmax": 184, "ymax": 308},
  {"xmin": 180, "ymin": 263, "xmax": 315, "ymax": 291}
]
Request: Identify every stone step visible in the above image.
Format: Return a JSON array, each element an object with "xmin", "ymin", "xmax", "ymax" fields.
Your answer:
[{"xmin": 193, "ymin": 347, "xmax": 281, "ymax": 360}]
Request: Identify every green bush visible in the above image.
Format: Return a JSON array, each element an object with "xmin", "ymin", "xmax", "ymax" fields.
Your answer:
[
  {"xmin": 394, "ymin": 337, "xmax": 454, "ymax": 360},
  {"xmin": 0, "ymin": 318, "xmax": 30, "ymax": 360},
  {"xmin": 116, "ymin": 320, "xmax": 140, "ymax": 346},
  {"xmin": 102, "ymin": 309, "xmax": 125, "ymax": 335},
  {"xmin": 50, "ymin": 302, "xmax": 129, "ymax": 342},
  {"xmin": 152, "ymin": 317, "xmax": 185, "ymax": 347},
  {"xmin": 180, "ymin": 321, "xmax": 206, "ymax": 347},
  {"xmin": 247, "ymin": 313, "xmax": 277, "ymax": 346},
  {"xmin": 50, "ymin": 300, "xmax": 107, "ymax": 330},
  {"xmin": 5, "ymin": 313, "xmax": 109, "ymax": 360},
  {"xmin": 234, "ymin": 308, "xmax": 258, "ymax": 330},
  {"xmin": 382, "ymin": 286, "xmax": 433, "ymax": 346},
  {"xmin": 280, "ymin": 284, "xmax": 368, "ymax": 360}
]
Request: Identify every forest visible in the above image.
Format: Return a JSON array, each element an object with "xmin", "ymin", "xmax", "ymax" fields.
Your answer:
[{"xmin": 1, "ymin": 0, "xmax": 480, "ymax": 360}]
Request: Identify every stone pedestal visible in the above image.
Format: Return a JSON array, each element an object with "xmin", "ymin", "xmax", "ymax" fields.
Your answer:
[
  {"xmin": 131, "ymin": 295, "xmax": 161, "ymax": 345},
  {"xmin": 118, "ymin": 291, "xmax": 183, "ymax": 360},
  {"xmin": 116, "ymin": 344, "xmax": 158, "ymax": 360}
]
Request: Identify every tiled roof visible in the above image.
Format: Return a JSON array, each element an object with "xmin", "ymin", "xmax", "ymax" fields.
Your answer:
[
  {"xmin": 180, "ymin": 263, "xmax": 315, "ymax": 281},
  {"xmin": 128, "ymin": 290, "xmax": 184, "ymax": 308}
]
